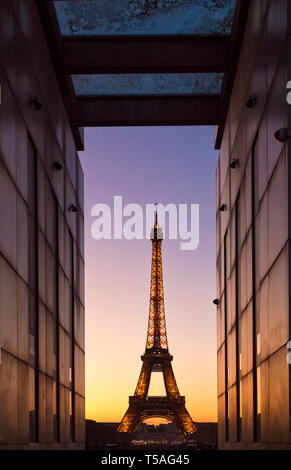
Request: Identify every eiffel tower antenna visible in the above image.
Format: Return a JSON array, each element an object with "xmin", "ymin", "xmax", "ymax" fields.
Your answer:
[{"xmin": 118, "ymin": 208, "xmax": 196, "ymax": 436}]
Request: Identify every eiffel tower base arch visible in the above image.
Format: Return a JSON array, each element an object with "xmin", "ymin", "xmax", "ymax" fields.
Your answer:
[{"xmin": 118, "ymin": 396, "xmax": 196, "ymax": 437}]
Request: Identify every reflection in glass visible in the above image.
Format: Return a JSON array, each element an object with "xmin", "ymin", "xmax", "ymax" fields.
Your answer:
[
  {"xmin": 54, "ymin": 0, "xmax": 236, "ymax": 36},
  {"xmin": 72, "ymin": 73, "xmax": 224, "ymax": 96},
  {"xmin": 29, "ymin": 368, "xmax": 36, "ymax": 442},
  {"xmin": 69, "ymin": 390, "xmax": 73, "ymax": 441},
  {"xmin": 53, "ymin": 380, "xmax": 58, "ymax": 441},
  {"xmin": 257, "ymin": 366, "xmax": 261, "ymax": 415},
  {"xmin": 256, "ymin": 366, "xmax": 261, "ymax": 441},
  {"xmin": 239, "ymin": 380, "xmax": 242, "ymax": 438}
]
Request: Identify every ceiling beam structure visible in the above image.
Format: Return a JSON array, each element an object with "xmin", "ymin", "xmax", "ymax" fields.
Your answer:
[
  {"xmin": 63, "ymin": 36, "xmax": 231, "ymax": 74},
  {"xmin": 37, "ymin": 0, "xmax": 251, "ymax": 149},
  {"xmin": 75, "ymin": 95, "xmax": 220, "ymax": 127}
]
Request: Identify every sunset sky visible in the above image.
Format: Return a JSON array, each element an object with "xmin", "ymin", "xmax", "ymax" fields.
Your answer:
[{"xmin": 79, "ymin": 126, "xmax": 218, "ymax": 423}]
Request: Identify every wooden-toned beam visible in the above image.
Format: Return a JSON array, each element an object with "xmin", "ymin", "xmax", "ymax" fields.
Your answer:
[
  {"xmin": 63, "ymin": 36, "xmax": 231, "ymax": 74},
  {"xmin": 74, "ymin": 95, "xmax": 220, "ymax": 127}
]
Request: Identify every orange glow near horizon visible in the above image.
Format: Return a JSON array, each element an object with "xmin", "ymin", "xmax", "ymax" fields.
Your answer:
[{"xmin": 84, "ymin": 238, "xmax": 218, "ymax": 424}]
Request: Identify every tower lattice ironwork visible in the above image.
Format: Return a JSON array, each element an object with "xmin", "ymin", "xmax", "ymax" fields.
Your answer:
[{"xmin": 118, "ymin": 207, "xmax": 196, "ymax": 436}]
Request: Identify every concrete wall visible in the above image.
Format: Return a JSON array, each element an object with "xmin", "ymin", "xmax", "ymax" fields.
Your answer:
[
  {"xmin": 216, "ymin": 0, "xmax": 290, "ymax": 449},
  {"xmin": 0, "ymin": 0, "xmax": 85, "ymax": 449}
]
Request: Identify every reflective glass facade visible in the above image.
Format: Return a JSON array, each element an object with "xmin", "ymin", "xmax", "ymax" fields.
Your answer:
[
  {"xmin": 216, "ymin": 0, "xmax": 290, "ymax": 449},
  {"xmin": 0, "ymin": 1, "xmax": 85, "ymax": 449}
]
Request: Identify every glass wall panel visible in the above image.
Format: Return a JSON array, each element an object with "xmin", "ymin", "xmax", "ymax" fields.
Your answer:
[
  {"xmin": 59, "ymin": 328, "xmax": 71, "ymax": 388},
  {"xmin": 246, "ymin": 229, "xmax": 252, "ymax": 305},
  {"xmin": 17, "ymin": 277, "xmax": 29, "ymax": 363},
  {"xmin": 28, "ymin": 367, "xmax": 36, "ymax": 442},
  {"xmin": 228, "ymin": 385, "xmax": 237, "ymax": 442},
  {"xmin": 0, "ymin": 351, "xmax": 18, "ymax": 442},
  {"xmin": 217, "ymin": 301, "xmax": 225, "ymax": 351},
  {"xmin": 255, "ymin": 192, "xmax": 268, "ymax": 291},
  {"xmin": 227, "ymin": 271, "xmax": 235, "ymax": 333},
  {"xmin": 258, "ymin": 276, "xmax": 269, "ymax": 361},
  {"xmin": 238, "ymin": 241, "xmax": 247, "ymax": 313},
  {"xmin": 45, "ymin": 182, "xmax": 56, "ymax": 253},
  {"xmin": 38, "ymin": 302, "xmax": 46, "ymax": 373},
  {"xmin": 53, "ymin": 380, "xmax": 58, "ymax": 442},
  {"xmin": 218, "ymin": 394, "xmax": 226, "ymax": 444},
  {"xmin": 46, "ymin": 243, "xmax": 57, "ymax": 316},
  {"xmin": 217, "ymin": 344, "xmax": 226, "ymax": 396},
  {"xmin": 254, "ymin": 113, "xmax": 268, "ymax": 212},
  {"xmin": 16, "ymin": 195, "xmax": 28, "ymax": 282},
  {"xmin": 38, "ymin": 231, "xmax": 46, "ymax": 304},
  {"xmin": 227, "ymin": 329, "xmax": 236, "ymax": 388},
  {"xmin": 0, "ymin": 162, "xmax": 17, "ymax": 267},
  {"xmin": 238, "ymin": 176, "xmax": 247, "ymax": 248},
  {"xmin": 29, "ymin": 292, "xmax": 36, "ymax": 368},
  {"xmin": 74, "ymin": 345, "xmax": 85, "ymax": 397},
  {"xmin": 240, "ymin": 372, "xmax": 253, "ymax": 443},
  {"xmin": 239, "ymin": 303, "xmax": 253, "ymax": 378},
  {"xmin": 268, "ymin": 148, "xmax": 287, "ymax": 267},
  {"xmin": 245, "ymin": 158, "xmax": 252, "ymax": 233},
  {"xmin": 46, "ymin": 313, "xmax": 57, "ymax": 379},
  {"xmin": 260, "ymin": 359, "xmax": 269, "ymax": 443},
  {"xmin": 256, "ymin": 366, "xmax": 261, "ymax": 440},
  {"xmin": 268, "ymin": 246, "xmax": 288, "ymax": 355},
  {"xmin": 0, "ymin": 256, "xmax": 18, "ymax": 356},
  {"xmin": 268, "ymin": 348, "xmax": 289, "ymax": 442},
  {"xmin": 59, "ymin": 269, "xmax": 70, "ymax": 333}
]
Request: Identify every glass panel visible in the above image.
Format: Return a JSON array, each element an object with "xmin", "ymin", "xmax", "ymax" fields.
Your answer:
[
  {"xmin": 69, "ymin": 390, "xmax": 73, "ymax": 441},
  {"xmin": 257, "ymin": 367, "xmax": 261, "ymax": 415},
  {"xmin": 238, "ymin": 380, "xmax": 242, "ymax": 440},
  {"xmin": 241, "ymin": 373, "xmax": 253, "ymax": 442},
  {"xmin": 227, "ymin": 329, "xmax": 236, "ymax": 388},
  {"xmin": 72, "ymin": 73, "xmax": 223, "ymax": 96},
  {"xmin": 53, "ymin": 380, "xmax": 58, "ymax": 441},
  {"xmin": 29, "ymin": 367, "xmax": 36, "ymax": 442},
  {"xmin": 54, "ymin": 0, "xmax": 236, "ymax": 36},
  {"xmin": 256, "ymin": 366, "xmax": 261, "ymax": 441}
]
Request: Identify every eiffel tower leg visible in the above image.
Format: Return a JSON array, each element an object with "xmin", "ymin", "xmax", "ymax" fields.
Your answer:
[
  {"xmin": 118, "ymin": 404, "xmax": 141, "ymax": 433},
  {"xmin": 174, "ymin": 405, "xmax": 197, "ymax": 436},
  {"xmin": 134, "ymin": 360, "xmax": 151, "ymax": 399},
  {"xmin": 162, "ymin": 360, "xmax": 180, "ymax": 399},
  {"xmin": 118, "ymin": 360, "xmax": 152, "ymax": 433}
]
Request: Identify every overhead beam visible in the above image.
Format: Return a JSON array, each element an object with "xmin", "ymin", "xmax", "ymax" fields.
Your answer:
[
  {"xmin": 74, "ymin": 95, "xmax": 220, "ymax": 127},
  {"xmin": 63, "ymin": 36, "xmax": 231, "ymax": 74}
]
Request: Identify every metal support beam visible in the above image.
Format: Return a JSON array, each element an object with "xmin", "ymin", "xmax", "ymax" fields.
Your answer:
[
  {"xmin": 74, "ymin": 95, "xmax": 220, "ymax": 127},
  {"xmin": 62, "ymin": 36, "xmax": 231, "ymax": 74}
]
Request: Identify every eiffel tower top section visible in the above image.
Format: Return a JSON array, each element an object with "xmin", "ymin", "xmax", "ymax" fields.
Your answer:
[
  {"xmin": 150, "ymin": 204, "xmax": 163, "ymax": 241},
  {"xmin": 146, "ymin": 204, "xmax": 168, "ymax": 353}
]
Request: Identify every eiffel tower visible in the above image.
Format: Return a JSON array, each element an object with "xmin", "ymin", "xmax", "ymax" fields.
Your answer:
[{"xmin": 118, "ymin": 206, "xmax": 196, "ymax": 436}]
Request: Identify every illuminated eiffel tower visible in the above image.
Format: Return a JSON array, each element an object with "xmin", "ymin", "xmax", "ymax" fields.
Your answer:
[{"xmin": 118, "ymin": 206, "xmax": 196, "ymax": 436}]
